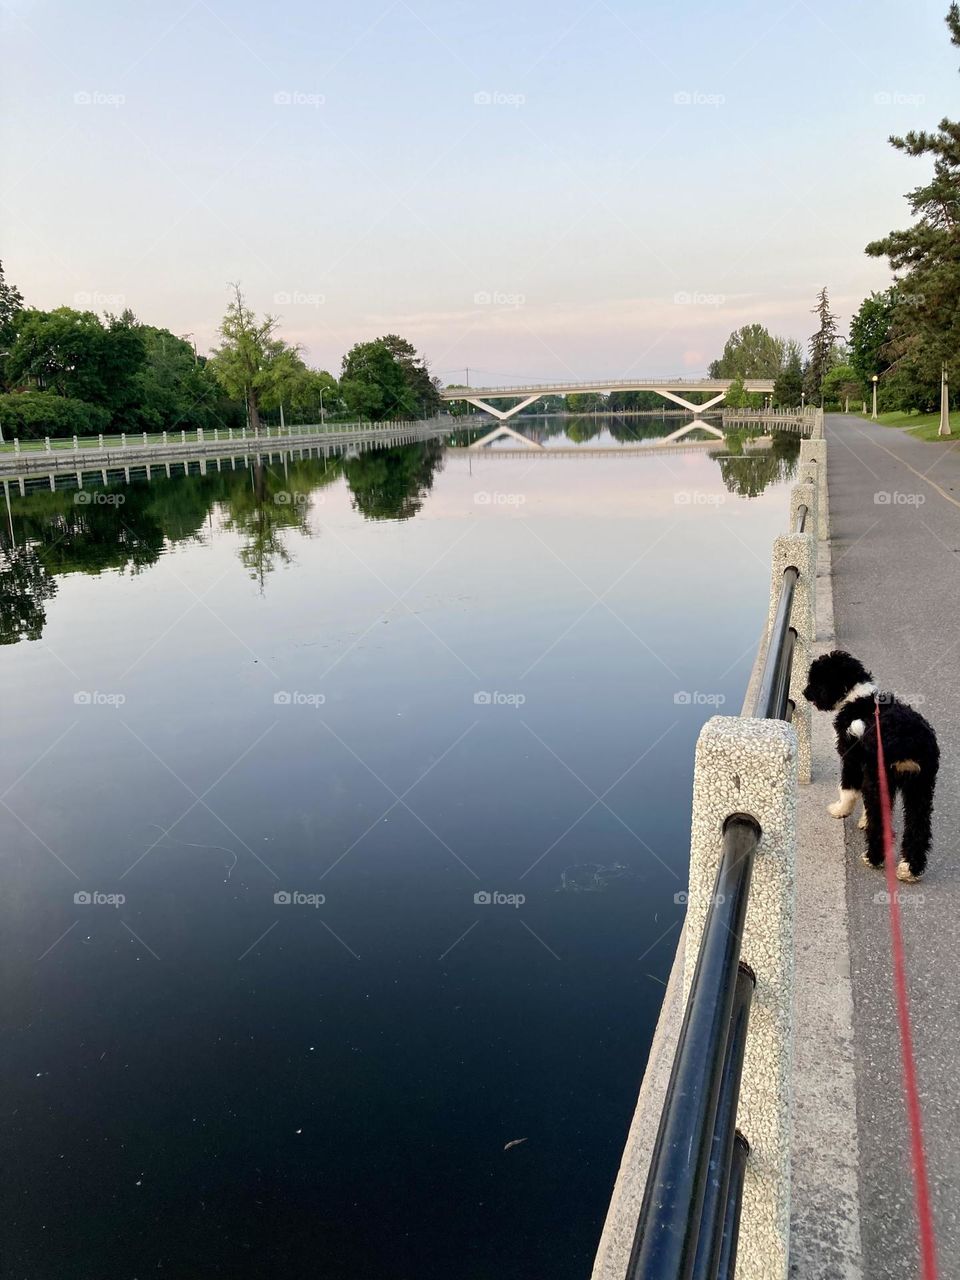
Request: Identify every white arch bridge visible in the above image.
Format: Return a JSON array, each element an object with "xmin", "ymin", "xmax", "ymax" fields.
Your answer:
[{"xmin": 441, "ymin": 377, "xmax": 775, "ymax": 421}]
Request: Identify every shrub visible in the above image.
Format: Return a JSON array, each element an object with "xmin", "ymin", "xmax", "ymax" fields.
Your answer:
[{"xmin": 0, "ymin": 392, "xmax": 111, "ymax": 439}]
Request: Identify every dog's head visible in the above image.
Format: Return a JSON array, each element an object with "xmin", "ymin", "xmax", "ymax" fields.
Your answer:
[{"xmin": 803, "ymin": 650, "xmax": 873, "ymax": 712}]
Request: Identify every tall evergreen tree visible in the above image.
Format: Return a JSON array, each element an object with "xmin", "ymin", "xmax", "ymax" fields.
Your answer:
[
  {"xmin": 804, "ymin": 287, "xmax": 839, "ymax": 405},
  {"xmin": 866, "ymin": 4, "xmax": 960, "ymax": 433}
]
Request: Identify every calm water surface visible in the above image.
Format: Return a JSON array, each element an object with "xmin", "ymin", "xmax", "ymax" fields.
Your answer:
[{"xmin": 0, "ymin": 419, "xmax": 798, "ymax": 1278}]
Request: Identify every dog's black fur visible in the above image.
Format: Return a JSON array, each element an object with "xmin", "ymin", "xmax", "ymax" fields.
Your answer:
[{"xmin": 803, "ymin": 650, "xmax": 939, "ymax": 880}]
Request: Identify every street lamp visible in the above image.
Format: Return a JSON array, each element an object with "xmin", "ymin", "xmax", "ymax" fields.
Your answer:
[{"xmin": 871, "ymin": 375, "xmax": 878, "ymax": 421}]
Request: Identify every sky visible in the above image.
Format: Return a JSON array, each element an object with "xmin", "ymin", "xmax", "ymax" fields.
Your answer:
[{"xmin": 2, "ymin": 0, "xmax": 957, "ymax": 386}]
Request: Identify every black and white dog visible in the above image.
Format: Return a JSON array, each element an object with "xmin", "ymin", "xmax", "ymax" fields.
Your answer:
[{"xmin": 803, "ymin": 650, "xmax": 939, "ymax": 882}]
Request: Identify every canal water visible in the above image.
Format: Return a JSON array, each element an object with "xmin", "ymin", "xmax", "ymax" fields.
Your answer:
[{"xmin": 0, "ymin": 418, "xmax": 799, "ymax": 1279}]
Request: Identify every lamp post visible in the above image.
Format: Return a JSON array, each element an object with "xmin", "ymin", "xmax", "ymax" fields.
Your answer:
[
  {"xmin": 939, "ymin": 363, "xmax": 951, "ymax": 437},
  {"xmin": 871, "ymin": 375, "xmax": 878, "ymax": 421}
]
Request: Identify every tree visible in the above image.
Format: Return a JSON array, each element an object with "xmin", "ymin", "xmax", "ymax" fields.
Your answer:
[
  {"xmin": 866, "ymin": 5, "xmax": 960, "ymax": 433},
  {"xmin": 340, "ymin": 338, "xmax": 418, "ymax": 421},
  {"xmin": 565, "ymin": 392, "xmax": 605, "ymax": 412},
  {"xmin": 849, "ymin": 291, "xmax": 897, "ymax": 388},
  {"xmin": 773, "ymin": 342, "xmax": 804, "ymax": 407},
  {"xmin": 378, "ymin": 334, "xmax": 441, "ymax": 416},
  {"xmin": 208, "ymin": 284, "xmax": 294, "ymax": 434},
  {"xmin": 134, "ymin": 324, "xmax": 231, "ymax": 432},
  {"xmin": 804, "ymin": 287, "xmax": 840, "ymax": 405},
  {"xmin": 7, "ymin": 306, "xmax": 145, "ymax": 417},
  {"xmin": 0, "ymin": 261, "xmax": 24, "ymax": 391},
  {"xmin": 724, "ymin": 376, "xmax": 748, "ymax": 408},
  {"xmin": 709, "ymin": 325, "xmax": 786, "ymax": 378},
  {"xmin": 822, "ymin": 363, "xmax": 863, "ymax": 411}
]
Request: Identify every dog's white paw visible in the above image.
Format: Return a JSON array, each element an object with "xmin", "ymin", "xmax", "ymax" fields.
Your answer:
[
  {"xmin": 896, "ymin": 860, "xmax": 923, "ymax": 883},
  {"xmin": 861, "ymin": 852, "xmax": 883, "ymax": 870},
  {"xmin": 828, "ymin": 788, "xmax": 859, "ymax": 819},
  {"xmin": 857, "ymin": 812, "xmax": 868, "ymax": 830}
]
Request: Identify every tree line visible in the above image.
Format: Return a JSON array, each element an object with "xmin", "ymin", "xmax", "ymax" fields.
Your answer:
[
  {"xmin": 708, "ymin": 5, "xmax": 960, "ymax": 423},
  {"xmin": 0, "ymin": 273, "xmax": 443, "ymax": 439}
]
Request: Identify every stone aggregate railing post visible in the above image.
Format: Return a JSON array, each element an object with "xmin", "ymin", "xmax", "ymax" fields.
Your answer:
[
  {"xmin": 684, "ymin": 715, "xmax": 798, "ymax": 1280},
  {"xmin": 767, "ymin": 531, "xmax": 815, "ymax": 783},
  {"xmin": 798, "ymin": 438, "xmax": 828, "ymax": 540}
]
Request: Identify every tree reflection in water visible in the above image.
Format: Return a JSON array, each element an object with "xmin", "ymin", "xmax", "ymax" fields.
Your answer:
[{"xmin": 0, "ymin": 440, "xmax": 445, "ymax": 644}]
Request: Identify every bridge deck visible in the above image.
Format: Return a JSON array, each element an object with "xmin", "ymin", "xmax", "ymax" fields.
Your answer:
[{"xmin": 442, "ymin": 377, "xmax": 775, "ymax": 399}]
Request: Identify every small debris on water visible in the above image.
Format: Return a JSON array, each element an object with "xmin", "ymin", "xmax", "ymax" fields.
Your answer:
[{"xmin": 503, "ymin": 1138, "xmax": 528, "ymax": 1151}]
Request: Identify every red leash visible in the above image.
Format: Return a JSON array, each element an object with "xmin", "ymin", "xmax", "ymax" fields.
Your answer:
[{"xmin": 873, "ymin": 698, "xmax": 939, "ymax": 1279}]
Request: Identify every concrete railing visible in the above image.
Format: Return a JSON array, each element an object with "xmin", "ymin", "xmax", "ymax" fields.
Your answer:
[
  {"xmin": 594, "ymin": 424, "xmax": 828, "ymax": 1280},
  {"xmin": 721, "ymin": 406, "xmax": 821, "ymax": 436},
  {"xmin": 0, "ymin": 417, "xmax": 456, "ymax": 479}
]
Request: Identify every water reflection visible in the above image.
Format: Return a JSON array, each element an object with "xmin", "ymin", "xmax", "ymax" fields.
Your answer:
[
  {"xmin": 0, "ymin": 424, "xmax": 798, "ymax": 647},
  {"xmin": 343, "ymin": 437, "xmax": 444, "ymax": 521}
]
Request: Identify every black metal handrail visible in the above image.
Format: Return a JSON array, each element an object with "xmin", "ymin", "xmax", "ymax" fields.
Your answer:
[
  {"xmin": 627, "ymin": 816, "xmax": 760, "ymax": 1280},
  {"xmin": 690, "ymin": 962, "xmax": 755, "ymax": 1280},
  {"xmin": 627, "ymin": 503, "xmax": 807, "ymax": 1277},
  {"xmin": 754, "ymin": 565, "xmax": 799, "ymax": 721}
]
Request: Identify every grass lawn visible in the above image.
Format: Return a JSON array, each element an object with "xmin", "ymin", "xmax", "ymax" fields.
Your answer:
[{"xmin": 858, "ymin": 409, "xmax": 960, "ymax": 441}]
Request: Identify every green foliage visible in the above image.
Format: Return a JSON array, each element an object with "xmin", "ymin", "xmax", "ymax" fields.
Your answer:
[
  {"xmin": 208, "ymin": 284, "xmax": 308, "ymax": 431},
  {"xmin": 565, "ymin": 392, "xmax": 605, "ymax": 412},
  {"xmin": 804, "ymin": 287, "xmax": 840, "ymax": 405},
  {"xmin": 865, "ymin": 5, "xmax": 960, "ymax": 405},
  {"xmin": 773, "ymin": 344, "xmax": 804, "ymax": 407},
  {"xmin": 340, "ymin": 336, "xmax": 438, "ymax": 421},
  {"xmin": 708, "ymin": 325, "xmax": 786, "ymax": 378},
  {"xmin": 849, "ymin": 291, "xmax": 896, "ymax": 386},
  {"xmin": 822, "ymin": 363, "xmax": 863, "ymax": 408},
  {"xmin": 8, "ymin": 307, "xmax": 145, "ymax": 415},
  {"xmin": 0, "ymin": 261, "xmax": 24, "ymax": 391},
  {"xmin": 134, "ymin": 326, "xmax": 232, "ymax": 432},
  {"xmin": 0, "ymin": 392, "xmax": 110, "ymax": 437}
]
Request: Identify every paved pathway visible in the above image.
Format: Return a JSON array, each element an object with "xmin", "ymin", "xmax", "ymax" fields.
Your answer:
[{"xmin": 826, "ymin": 414, "xmax": 960, "ymax": 1278}]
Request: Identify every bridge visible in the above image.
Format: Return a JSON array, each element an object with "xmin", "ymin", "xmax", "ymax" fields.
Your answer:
[{"xmin": 441, "ymin": 377, "xmax": 776, "ymax": 421}]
